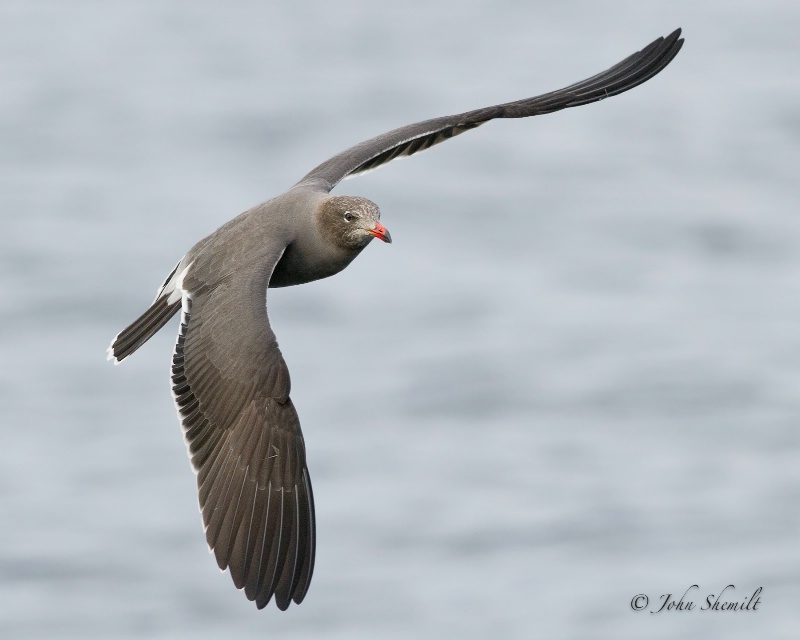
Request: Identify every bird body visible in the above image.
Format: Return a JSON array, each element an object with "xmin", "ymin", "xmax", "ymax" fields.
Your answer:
[{"xmin": 108, "ymin": 29, "xmax": 684, "ymax": 610}]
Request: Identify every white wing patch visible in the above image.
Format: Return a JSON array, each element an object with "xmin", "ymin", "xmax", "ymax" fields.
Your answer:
[{"xmin": 166, "ymin": 261, "xmax": 194, "ymax": 304}]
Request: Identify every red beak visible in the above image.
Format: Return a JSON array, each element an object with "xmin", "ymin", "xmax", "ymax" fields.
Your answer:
[{"xmin": 368, "ymin": 221, "xmax": 392, "ymax": 243}]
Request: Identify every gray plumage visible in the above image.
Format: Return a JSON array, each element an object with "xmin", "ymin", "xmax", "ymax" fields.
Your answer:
[{"xmin": 108, "ymin": 29, "xmax": 683, "ymax": 610}]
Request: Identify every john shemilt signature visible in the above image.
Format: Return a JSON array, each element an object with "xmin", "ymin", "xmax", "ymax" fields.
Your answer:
[{"xmin": 630, "ymin": 585, "xmax": 762, "ymax": 613}]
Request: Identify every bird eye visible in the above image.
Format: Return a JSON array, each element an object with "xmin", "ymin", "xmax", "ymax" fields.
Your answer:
[{"xmin": 343, "ymin": 211, "xmax": 354, "ymax": 223}]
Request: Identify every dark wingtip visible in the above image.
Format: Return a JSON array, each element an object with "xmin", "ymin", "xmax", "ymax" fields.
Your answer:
[{"xmin": 666, "ymin": 27, "xmax": 684, "ymax": 50}]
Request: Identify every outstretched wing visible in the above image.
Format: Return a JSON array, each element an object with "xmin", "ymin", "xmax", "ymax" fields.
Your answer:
[
  {"xmin": 171, "ymin": 260, "xmax": 315, "ymax": 610},
  {"xmin": 297, "ymin": 28, "xmax": 683, "ymax": 192}
]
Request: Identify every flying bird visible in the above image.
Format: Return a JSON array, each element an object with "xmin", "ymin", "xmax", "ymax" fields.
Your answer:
[{"xmin": 108, "ymin": 29, "xmax": 684, "ymax": 610}]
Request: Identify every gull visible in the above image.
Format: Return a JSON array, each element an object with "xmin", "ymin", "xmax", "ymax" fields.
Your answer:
[{"xmin": 108, "ymin": 29, "xmax": 683, "ymax": 610}]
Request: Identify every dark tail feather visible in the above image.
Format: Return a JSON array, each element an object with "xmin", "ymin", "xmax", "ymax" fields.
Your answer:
[{"xmin": 108, "ymin": 295, "xmax": 181, "ymax": 363}]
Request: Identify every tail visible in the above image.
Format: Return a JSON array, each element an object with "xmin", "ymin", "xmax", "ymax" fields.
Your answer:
[
  {"xmin": 107, "ymin": 295, "xmax": 181, "ymax": 363},
  {"xmin": 107, "ymin": 258, "xmax": 190, "ymax": 364}
]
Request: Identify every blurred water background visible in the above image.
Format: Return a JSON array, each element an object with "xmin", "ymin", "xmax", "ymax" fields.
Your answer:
[{"xmin": 2, "ymin": 1, "xmax": 799, "ymax": 638}]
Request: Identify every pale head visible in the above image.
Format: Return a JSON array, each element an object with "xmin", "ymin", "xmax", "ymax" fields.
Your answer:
[{"xmin": 316, "ymin": 195, "xmax": 391, "ymax": 251}]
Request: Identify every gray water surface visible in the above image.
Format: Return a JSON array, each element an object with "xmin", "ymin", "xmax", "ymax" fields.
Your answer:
[{"xmin": 2, "ymin": 2, "xmax": 799, "ymax": 638}]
